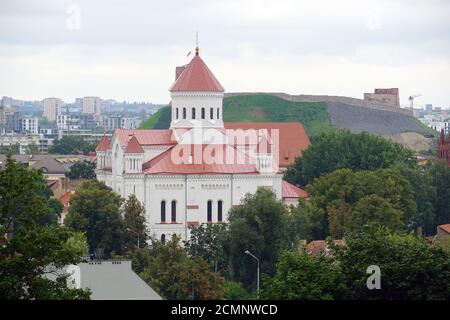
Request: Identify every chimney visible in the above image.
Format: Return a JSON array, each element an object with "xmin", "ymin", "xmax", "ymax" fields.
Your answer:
[{"xmin": 175, "ymin": 65, "xmax": 186, "ymax": 81}]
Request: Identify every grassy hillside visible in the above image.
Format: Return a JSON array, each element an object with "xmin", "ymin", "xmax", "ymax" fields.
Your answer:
[
  {"xmin": 139, "ymin": 94, "xmax": 333, "ymax": 139},
  {"xmin": 138, "ymin": 93, "xmax": 436, "ymax": 150},
  {"xmin": 139, "ymin": 105, "xmax": 171, "ymax": 129}
]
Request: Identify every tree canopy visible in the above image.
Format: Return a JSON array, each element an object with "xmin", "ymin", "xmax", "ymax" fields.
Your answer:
[
  {"xmin": 139, "ymin": 235, "xmax": 224, "ymax": 300},
  {"xmin": 64, "ymin": 179, "xmax": 124, "ymax": 257},
  {"xmin": 263, "ymin": 225, "xmax": 450, "ymax": 300},
  {"xmin": 65, "ymin": 160, "xmax": 96, "ymax": 179},
  {"xmin": 284, "ymin": 130, "xmax": 415, "ymax": 186},
  {"xmin": 227, "ymin": 188, "xmax": 292, "ymax": 290},
  {"xmin": 304, "ymin": 168, "xmax": 417, "ymax": 238},
  {"xmin": 49, "ymin": 136, "xmax": 96, "ymax": 155},
  {"xmin": 0, "ymin": 156, "xmax": 90, "ymax": 299}
]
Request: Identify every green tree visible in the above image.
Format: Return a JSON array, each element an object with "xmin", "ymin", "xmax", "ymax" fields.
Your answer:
[
  {"xmin": 0, "ymin": 156, "xmax": 90, "ymax": 299},
  {"xmin": 65, "ymin": 160, "xmax": 96, "ymax": 179},
  {"xmin": 0, "ymin": 143, "xmax": 20, "ymax": 155},
  {"xmin": 285, "ymin": 130, "xmax": 415, "ymax": 186},
  {"xmin": 221, "ymin": 280, "xmax": 250, "ymax": 300},
  {"xmin": 426, "ymin": 161, "xmax": 450, "ymax": 228},
  {"xmin": 392, "ymin": 164, "xmax": 437, "ymax": 234},
  {"xmin": 227, "ymin": 188, "xmax": 291, "ymax": 290},
  {"xmin": 64, "ymin": 179, "xmax": 124, "ymax": 258},
  {"xmin": 122, "ymin": 194, "xmax": 148, "ymax": 252},
  {"xmin": 185, "ymin": 223, "xmax": 229, "ymax": 274},
  {"xmin": 26, "ymin": 142, "xmax": 40, "ymax": 155},
  {"xmin": 49, "ymin": 136, "xmax": 96, "ymax": 155},
  {"xmin": 306, "ymin": 168, "xmax": 417, "ymax": 238},
  {"xmin": 333, "ymin": 225, "xmax": 450, "ymax": 299},
  {"xmin": 261, "ymin": 251, "xmax": 347, "ymax": 300},
  {"xmin": 140, "ymin": 235, "xmax": 223, "ymax": 300}
]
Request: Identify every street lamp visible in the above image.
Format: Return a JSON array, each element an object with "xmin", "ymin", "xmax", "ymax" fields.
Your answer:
[
  {"xmin": 244, "ymin": 250, "xmax": 259, "ymax": 298},
  {"xmin": 127, "ymin": 228, "xmax": 140, "ymax": 249}
]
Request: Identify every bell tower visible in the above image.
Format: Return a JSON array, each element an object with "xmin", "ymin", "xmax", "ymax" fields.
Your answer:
[{"xmin": 169, "ymin": 47, "xmax": 225, "ymax": 129}]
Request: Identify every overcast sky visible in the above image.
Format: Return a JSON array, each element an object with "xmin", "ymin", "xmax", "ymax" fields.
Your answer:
[{"xmin": 1, "ymin": 0, "xmax": 449, "ymax": 107}]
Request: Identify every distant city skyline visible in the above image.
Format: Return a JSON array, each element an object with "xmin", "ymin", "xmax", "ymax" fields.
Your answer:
[{"xmin": 1, "ymin": 0, "xmax": 450, "ymax": 107}]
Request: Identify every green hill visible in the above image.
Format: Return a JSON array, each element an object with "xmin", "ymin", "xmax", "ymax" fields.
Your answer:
[
  {"xmin": 139, "ymin": 94, "xmax": 333, "ymax": 138},
  {"xmin": 139, "ymin": 93, "xmax": 436, "ymax": 150}
]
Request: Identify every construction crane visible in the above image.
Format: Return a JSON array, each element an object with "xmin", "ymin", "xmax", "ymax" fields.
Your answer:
[{"xmin": 408, "ymin": 94, "xmax": 422, "ymax": 110}]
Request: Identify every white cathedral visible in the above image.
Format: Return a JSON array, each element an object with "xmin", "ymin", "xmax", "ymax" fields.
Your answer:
[{"xmin": 95, "ymin": 47, "xmax": 310, "ymax": 242}]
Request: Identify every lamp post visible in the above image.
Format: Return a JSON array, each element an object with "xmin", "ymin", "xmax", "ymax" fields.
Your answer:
[
  {"xmin": 244, "ymin": 250, "xmax": 259, "ymax": 298},
  {"xmin": 127, "ymin": 228, "xmax": 140, "ymax": 249}
]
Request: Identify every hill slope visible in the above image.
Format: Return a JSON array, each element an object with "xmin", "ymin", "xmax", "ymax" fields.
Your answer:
[
  {"xmin": 139, "ymin": 93, "xmax": 435, "ymax": 150},
  {"xmin": 140, "ymin": 94, "xmax": 333, "ymax": 138}
]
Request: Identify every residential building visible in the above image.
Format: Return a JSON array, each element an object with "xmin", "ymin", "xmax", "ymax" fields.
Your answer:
[
  {"xmin": 21, "ymin": 116, "xmax": 39, "ymax": 134},
  {"xmin": 103, "ymin": 115, "xmax": 143, "ymax": 132},
  {"xmin": 81, "ymin": 96, "xmax": 101, "ymax": 117},
  {"xmin": 43, "ymin": 97, "xmax": 64, "ymax": 121},
  {"xmin": 1, "ymin": 96, "xmax": 13, "ymax": 108},
  {"xmin": 95, "ymin": 47, "xmax": 310, "ymax": 243},
  {"xmin": 0, "ymin": 133, "xmax": 40, "ymax": 154},
  {"xmin": 5, "ymin": 111, "xmax": 21, "ymax": 132}
]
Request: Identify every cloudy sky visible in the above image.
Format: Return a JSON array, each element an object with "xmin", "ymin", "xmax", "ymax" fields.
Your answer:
[{"xmin": 1, "ymin": 0, "xmax": 449, "ymax": 107}]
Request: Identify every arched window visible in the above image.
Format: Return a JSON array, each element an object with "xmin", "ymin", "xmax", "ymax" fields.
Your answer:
[
  {"xmin": 192, "ymin": 108, "xmax": 196, "ymax": 119},
  {"xmin": 161, "ymin": 234, "xmax": 166, "ymax": 244},
  {"xmin": 183, "ymin": 108, "xmax": 186, "ymax": 119},
  {"xmin": 171, "ymin": 200, "xmax": 176, "ymax": 222},
  {"xmin": 210, "ymin": 108, "xmax": 214, "ymax": 119},
  {"xmin": 161, "ymin": 200, "xmax": 166, "ymax": 222},
  {"xmin": 176, "ymin": 108, "xmax": 179, "ymax": 119},
  {"xmin": 201, "ymin": 108, "xmax": 205, "ymax": 119},
  {"xmin": 207, "ymin": 200, "xmax": 212, "ymax": 222},
  {"xmin": 217, "ymin": 108, "xmax": 220, "ymax": 119},
  {"xmin": 218, "ymin": 200, "xmax": 223, "ymax": 222}
]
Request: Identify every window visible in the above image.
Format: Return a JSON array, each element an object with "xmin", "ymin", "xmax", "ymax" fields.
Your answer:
[
  {"xmin": 192, "ymin": 108, "xmax": 196, "ymax": 119},
  {"xmin": 183, "ymin": 108, "xmax": 186, "ymax": 119},
  {"xmin": 171, "ymin": 200, "xmax": 177, "ymax": 222},
  {"xmin": 207, "ymin": 200, "xmax": 212, "ymax": 222},
  {"xmin": 161, "ymin": 234, "xmax": 166, "ymax": 244},
  {"xmin": 176, "ymin": 108, "xmax": 179, "ymax": 119},
  {"xmin": 218, "ymin": 200, "xmax": 223, "ymax": 222},
  {"xmin": 161, "ymin": 200, "xmax": 166, "ymax": 222},
  {"xmin": 217, "ymin": 108, "xmax": 220, "ymax": 119},
  {"xmin": 201, "ymin": 108, "xmax": 205, "ymax": 119},
  {"xmin": 210, "ymin": 108, "xmax": 214, "ymax": 119}
]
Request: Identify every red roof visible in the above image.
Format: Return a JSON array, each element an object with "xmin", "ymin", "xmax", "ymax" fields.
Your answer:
[
  {"xmin": 282, "ymin": 180, "xmax": 309, "ymax": 199},
  {"xmin": 125, "ymin": 135, "xmax": 144, "ymax": 153},
  {"xmin": 115, "ymin": 129, "xmax": 176, "ymax": 147},
  {"xmin": 306, "ymin": 240, "xmax": 345, "ymax": 257},
  {"xmin": 170, "ymin": 52, "xmax": 224, "ymax": 92},
  {"xmin": 438, "ymin": 224, "xmax": 450, "ymax": 234},
  {"xmin": 224, "ymin": 122, "xmax": 311, "ymax": 167},
  {"xmin": 59, "ymin": 191, "xmax": 73, "ymax": 207},
  {"xmin": 143, "ymin": 144, "xmax": 257, "ymax": 175},
  {"xmin": 96, "ymin": 135, "xmax": 110, "ymax": 151}
]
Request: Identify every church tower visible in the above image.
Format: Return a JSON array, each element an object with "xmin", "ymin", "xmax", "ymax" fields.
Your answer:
[{"xmin": 169, "ymin": 47, "xmax": 225, "ymax": 129}]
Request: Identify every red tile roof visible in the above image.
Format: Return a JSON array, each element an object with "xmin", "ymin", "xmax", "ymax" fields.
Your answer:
[
  {"xmin": 306, "ymin": 240, "xmax": 345, "ymax": 257},
  {"xmin": 282, "ymin": 180, "xmax": 309, "ymax": 199},
  {"xmin": 224, "ymin": 122, "xmax": 311, "ymax": 167},
  {"xmin": 114, "ymin": 128, "xmax": 176, "ymax": 147},
  {"xmin": 96, "ymin": 135, "xmax": 110, "ymax": 151},
  {"xmin": 125, "ymin": 135, "xmax": 144, "ymax": 153},
  {"xmin": 438, "ymin": 224, "xmax": 450, "ymax": 234},
  {"xmin": 143, "ymin": 144, "xmax": 258, "ymax": 175},
  {"xmin": 59, "ymin": 191, "xmax": 73, "ymax": 207},
  {"xmin": 170, "ymin": 53, "xmax": 224, "ymax": 92}
]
